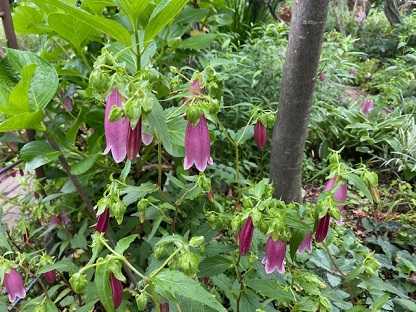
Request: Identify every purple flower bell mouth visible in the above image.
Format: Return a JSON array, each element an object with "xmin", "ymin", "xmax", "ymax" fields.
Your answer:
[
  {"xmin": 315, "ymin": 214, "xmax": 331, "ymax": 243},
  {"xmin": 96, "ymin": 208, "xmax": 109, "ymax": 233},
  {"xmin": 239, "ymin": 216, "xmax": 254, "ymax": 256},
  {"xmin": 262, "ymin": 237, "xmax": 286, "ymax": 274},
  {"xmin": 4, "ymin": 268, "xmax": 26, "ymax": 303},
  {"xmin": 254, "ymin": 121, "xmax": 267, "ymax": 151},
  {"xmin": 184, "ymin": 115, "xmax": 213, "ymax": 172},
  {"xmin": 110, "ymin": 274, "xmax": 123, "ymax": 309},
  {"xmin": 298, "ymin": 232, "xmax": 313, "ymax": 254},
  {"xmin": 104, "ymin": 89, "xmax": 129, "ymax": 163},
  {"xmin": 361, "ymin": 99, "xmax": 374, "ymax": 115}
]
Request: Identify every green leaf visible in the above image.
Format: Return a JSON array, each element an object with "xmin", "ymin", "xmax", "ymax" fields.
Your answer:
[
  {"xmin": 13, "ymin": 4, "xmax": 48, "ymax": 35},
  {"xmin": 199, "ymin": 256, "xmax": 232, "ymax": 277},
  {"xmin": 48, "ymin": 13, "xmax": 100, "ymax": 52},
  {"xmin": 177, "ymin": 33, "xmax": 217, "ymax": 50},
  {"xmin": 71, "ymin": 154, "xmax": 100, "ymax": 175},
  {"xmin": 370, "ymin": 294, "xmax": 390, "ymax": 312},
  {"xmin": 394, "ymin": 298, "xmax": 416, "ymax": 311},
  {"xmin": 5, "ymin": 64, "xmax": 36, "ymax": 115},
  {"xmin": 289, "ymin": 230, "xmax": 306, "ymax": 261},
  {"xmin": 20, "ymin": 140, "xmax": 60, "ymax": 170},
  {"xmin": 0, "ymin": 48, "xmax": 58, "ymax": 110},
  {"xmin": 246, "ymin": 279, "xmax": 294, "ymax": 303},
  {"xmin": 144, "ymin": 0, "xmax": 189, "ymax": 47},
  {"xmin": 81, "ymin": 0, "xmax": 115, "ymax": 14},
  {"xmin": 38, "ymin": 258, "xmax": 78, "ymax": 274},
  {"xmin": 153, "ymin": 270, "xmax": 226, "ymax": 312},
  {"xmin": 0, "ymin": 111, "xmax": 45, "ymax": 132},
  {"xmin": 95, "ymin": 259, "xmax": 115, "ymax": 312},
  {"xmin": 121, "ymin": 182, "xmax": 159, "ymax": 205},
  {"xmin": 347, "ymin": 173, "xmax": 373, "ymax": 203},
  {"xmin": 118, "ymin": 0, "xmax": 150, "ymax": 29},
  {"xmin": 33, "ymin": 0, "xmax": 131, "ymax": 46},
  {"xmin": 115, "ymin": 234, "xmax": 138, "ymax": 255}
]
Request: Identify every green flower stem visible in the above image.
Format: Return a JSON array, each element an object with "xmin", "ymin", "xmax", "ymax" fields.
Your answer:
[
  {"xmin": 148, "ymin": 247, "xmax": 183, "ymax": 279},
  {"xmin": 101, "ymin": 237, "xmax": 147, "ymax": 280}
]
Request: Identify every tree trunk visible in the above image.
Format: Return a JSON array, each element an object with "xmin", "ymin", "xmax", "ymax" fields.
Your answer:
[{"xmin": 270, "ymin": 0, "xmax": 329, "ymax": 202}]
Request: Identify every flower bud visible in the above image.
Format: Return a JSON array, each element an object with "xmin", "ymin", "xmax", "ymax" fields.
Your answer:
[
  {"xmin": 43, "ymin": 270, "xmax": 57, "ymax": 285},
  {"xmin": 110, "ymin": 274, "xmax": 123, "ymax": 308},
  {"xmin": 238, "ymin": 217, "xmax": 254, "ymax": 256},
  {"xmin": 136, "ymin": 292, "xmax": 148, "ymax": 311},
  {"xmin": 69, "ymin": 272, "xmax": 88, "ymax": 294},
  {"xmin": 189, "ymin": 236, "xmax": 204, "ymax": 248},
  {"xmin": 96, "ymin": 208, "xmax": 109, "ymax": 233}
]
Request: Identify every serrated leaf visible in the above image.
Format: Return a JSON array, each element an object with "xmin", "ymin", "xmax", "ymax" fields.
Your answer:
[
  {"xmin": 95, "ymin": 259, "xmax": 115, "ymax": 312},
  {"xmin": 13, "ymin": 4, "xmax": 48, "ymax": 35},
  {"xmin": 394, "ymin": 298, "xmax": 416, "ymax": 310},
  {"xmin": 199, "ymin": 256, "xmax": 232, "ymax": 277},
  {"xmin": 115, "ymin": 234, "xmax": 137, "ymax": 255},
  {"xmin": 121, "ymin": 182, "xmax": 158, "ymax": 205},
  {"xmin": 246, "ymin": 279, "xmax": 294, "ymax": 303},
  {"xmin": 144, "ymin": 0, "xmax": 189, "ymax": 47},
  {"xmin": 154, "ymin": 270, "xmax": 226, "ymax": 312}
]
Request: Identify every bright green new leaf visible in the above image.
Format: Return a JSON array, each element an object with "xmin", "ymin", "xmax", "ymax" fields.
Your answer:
[
  {"xmin": 144, "ymin": 0, "xmax": 189, "ymax": 46},
  {"xmin": 114, "ymin": 234, "xmax": 138, "ymax": 255},
  {"xmin": 0, "ymin": 111, "xmax": 45, "ymax": 132},
  {"xmin": 6, "ymin": 64, "xmax": 36, "ymax": 115}
]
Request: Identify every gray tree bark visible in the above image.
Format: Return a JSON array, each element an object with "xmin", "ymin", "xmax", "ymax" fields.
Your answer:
[{"xmin": 270, "ymin": 0, "xmax": 329, "ymax": 202}]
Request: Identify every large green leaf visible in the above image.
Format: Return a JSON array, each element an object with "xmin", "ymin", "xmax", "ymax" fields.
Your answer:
[
  {"xmin": 38, "ymin": 258, "xmax": 79, "ymax": 274},
  {"xmin": 176, "ymin": 33, "xmax": 217, "ymax": 50},
  {"xmin": 0, "ymin": 111, "xmax": 45, "ymax": 132},
  {"xmin": 0, "ymin": 49, "xmax": 58, "ymax": 111},
  {"xmin": 48, "ymin": 13, "xmax": 100, "ymax": 52},
  {"xmin": 114, "ymin": 234, "xmax": 138, "ymax": 255},
  {"xmin": 33, "ymin": 0, "xmax": 131, "ymax": 46},
  {"xmin": 153, "ymin": 270, "xmax": 226, "ymax": 312},
  {"xmin": 13, "ymin": 5, "xmax": 48, "ymax": 35},
  {"xmin": 95, "ymin": 259, "xmax": 115, "ymax": 312},
  {"xmin": 144, "ymin": 0, "xmax": 189, "ymax": 46}
]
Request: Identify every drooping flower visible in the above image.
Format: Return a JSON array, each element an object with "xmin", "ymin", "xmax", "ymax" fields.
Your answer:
[
  {"xmin": 110, "ymin": 274, "xmax": 123, "ymax": 309},
  {"xmin": 4, "ymin": 268, "xmax": 26, "ymax": 303},
  {"xmin": 361, "ymin": 99, "xmax": 374, "ymax": 115},
  {"xmin": 334, "ymin": 183, "xmax": 348, "ymax": 202},
  {"xmin": 238, "ymin": 217, "xmax": 254, "ymax": 256},
  {"xmin": 43, "ymin": 271, "xmax": 57, "ymax": 285},
  {"xmin": 254, "ymin": 121, "xmax": 267, "ymax": 151},
  {"xmin": 127, "ymin": 120, "xmax": 142, "ymax": 160},
  {"xmin": 96, "ymin": 208, "xmax": 109, "ymax": 233},
  {"xmin": 262, "ymin": 237, "xmax": 286, "ymax": 274},
  {"xmin": 104, "ymin": 89, "xmax": 129, "ymax": 163},
  {"xmin": 184, "ymin": 115, "xmax": 213, "ymax": 172},
  {"xmin": 324, "ymin": 176, "xmax": 337, "ymax": 191},
  {"xmin": 315, "ymin": 214, "xmax": 331, "ymax": 243},
  {"xmin": 298, "ymin": 232, "xmax": 313, "ymax": 254}
]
